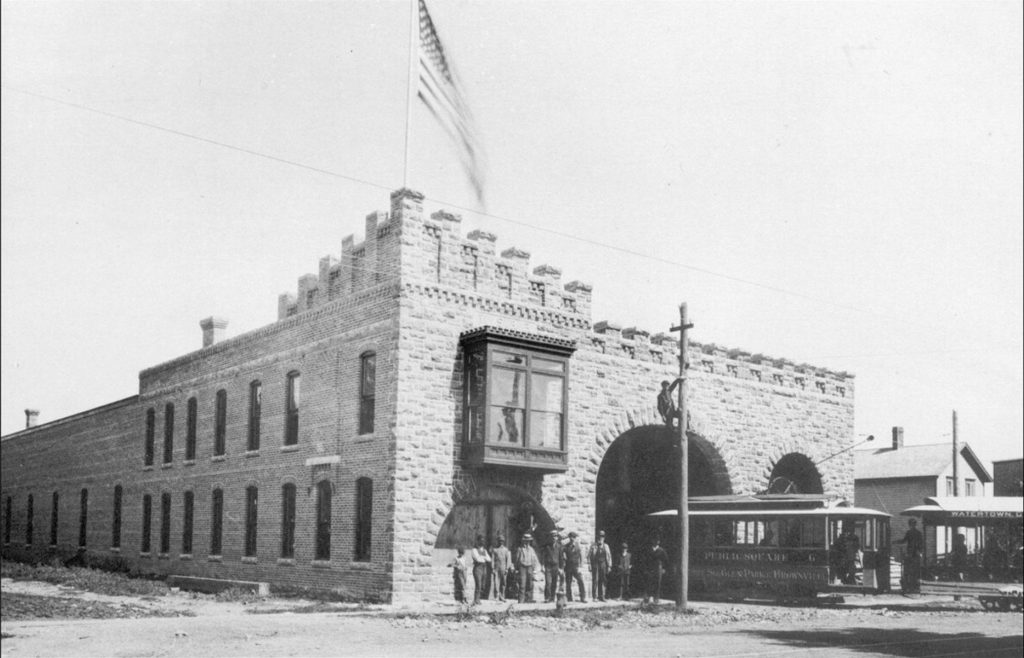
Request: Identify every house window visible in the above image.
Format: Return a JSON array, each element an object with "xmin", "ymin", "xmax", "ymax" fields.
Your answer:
[
  {"xmin": 244, "ymin": 486, "xmax": 258, "ymax": 557},
  {"xmin": 144, "ymin": 408, "xmax": 155, "ymax": 466},
  {"xmin": 112, "ymin": 485, "xmax": 123, "ymax": 549},
  {"xmin": 210, "ymin": 489, "xmax": 223, "ymax": 556},
  {"xmin": 359, "ymin": 353, "xmax": 375, "ymax": 435},
  {"xmin": 50, "ymin": 492, "xmax": 59, "ymax": 546},
  {"xmin": 280, "ymin": 484, "xmax": 296, "ymax": 559},
  {"xmin": 78, "ymin": 489, "xmax": 88, "ymax": 547},
  {"xmin": 141, "ymin": 495, "xmax": 152, "ymax": 553},
  {"xmin": 285, "ymin": 371, "xmax": 300, "ymax": 445},
  {"xmin": 248, "ymin": 381, "xmax": 262, "ymax": 451},
  {"xmin": 3, "ymin": 496, "xmax": 11, "ymax": 544},
  {"xmin": 354, "ymin": 477, "xmax": 372, "ymax": 561},
  {"xmin": 163, "ymin": 403, "xmax": 175, "ymax": 464},
  {"xmin": 965, "ymin": 479, "xmax": 977, "ymax": 496},
  {"xmin": 459, "ymin": 327, "xmax": 575, "ymax": 471},
  {"xmin": 214, "ymin": 390, "xmax": 227, "ymax": 456},
  {"xmin": 185, "ymin": 397, "xmax": 198, "ymax": 460},
  {"xmin": 25, "ymin": 494, "xmax": 34, "ymax": 545},
  {"xmin": 946, "ymin": 476, "xmax": 956, "ymax": 496},
  {"xmin": 182, "ymin": 491, "xmax": 194, "ymax": 555},
  {"xmin": 159, "ymin": 492, "xmax": 171, "ymax": 554},
  {"xmin": 315, "ymin": 481, "xmax": 331, "ymax": 561}
]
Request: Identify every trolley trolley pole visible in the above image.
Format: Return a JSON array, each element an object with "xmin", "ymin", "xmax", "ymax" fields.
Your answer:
[{"xmin": 670, "ymin": 303, "xmax": 693, "ymax": 611}]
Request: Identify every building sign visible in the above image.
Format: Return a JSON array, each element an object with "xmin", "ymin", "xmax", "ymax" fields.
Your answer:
[
  {"xmin": 692, "ymin": 565, "xmax": 829, "ymax": 585},
  {"xmin": 695, "ymin": 547, "xmax": 826, "ymax": 565},
  {"xmin": 948, "ymin": 511, "xmax": 1023, "ymax": 520}
]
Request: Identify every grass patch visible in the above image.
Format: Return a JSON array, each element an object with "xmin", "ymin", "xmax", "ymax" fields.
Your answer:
[
  {"xmin": 214, "ymin": 586, "xmax": 263, "ymax": 604},
  {"xmin": 1, "ymin": 560, "xmax": 169, "ymax": 598}
]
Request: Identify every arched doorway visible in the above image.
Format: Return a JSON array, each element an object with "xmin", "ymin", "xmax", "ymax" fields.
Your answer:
[
  {"xmin": 595, "ymin": 425, "xmax": 730, "ymax": 588},
  {"xmin": 766, "ymin": 453, "xmax": 823, "ymax": 494},
  {"xmin": 435, "ymin": 485, "xmax": 552, "ymax": 551}
]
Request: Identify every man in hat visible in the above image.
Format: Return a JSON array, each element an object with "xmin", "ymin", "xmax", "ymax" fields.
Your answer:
[
  {"xmin": 471, "ymin": 534, "xmax": 492, "ymax": 605},
  {"xmin": 645, "ymin": 537, "xmax": 669, "ymax": 603},
  {"xmin": 515, "ymin": 533, "xmax": 539, "ymax": 603},
  {"xmin": 564, "ymin": 531, "xmax": 587, "ymax": 602},
  {"xmin": 588, "ymin": 529, "xmax": 612, "ymax": 601},
  {"xmin": 896, "ymin": 518, "xmax": 924, "ymax": 593},
  {"xmin": 616, "ymin": 541, "xmax": 633, "ymax": 599},
  {"xmin": 542, "ymin": 529, "xmax": 565, "ymax": 603},
  {"xmin": 490, "ymin": 534, "xmax": 512, "ymax": 601}
]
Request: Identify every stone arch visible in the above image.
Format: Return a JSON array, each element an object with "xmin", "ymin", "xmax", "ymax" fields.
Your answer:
[
  {"xmin": 594, "ymin": 420, "xmax": 733, "ymax": 564},
  {"xmin": 764, "ymin": 452, "xmax": 824, "ymax": 494},
  {"xmin": 433, "ymin": 482, "xmax": 552, "ymax": 551}
]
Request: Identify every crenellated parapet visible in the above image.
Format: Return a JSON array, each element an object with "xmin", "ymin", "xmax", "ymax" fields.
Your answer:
[
  {"xmin": 587, "ymin": 322, "xmax": 854, "ymax": 398},
  {"xmin": 276, "ymin": 188, "xmax": 593, "ymax": 323}
]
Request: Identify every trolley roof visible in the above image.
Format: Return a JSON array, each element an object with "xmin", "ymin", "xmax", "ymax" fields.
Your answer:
[
  {"xmin": 647, "ymin": 494, "xmax": 890, "ymax": 518},
  {"xmin": 901, "ymin": 496, "xmax": 1023, "ymax": 522}
]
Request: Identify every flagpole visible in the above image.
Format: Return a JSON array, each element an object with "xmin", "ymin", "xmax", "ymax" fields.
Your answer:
[{"xmin": 403, "ymin": 0, "xmax": 419, "ymax": 190}]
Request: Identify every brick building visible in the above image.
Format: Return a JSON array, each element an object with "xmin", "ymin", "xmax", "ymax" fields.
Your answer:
[
  {"xmin": 1, "ymin": 189, "xmax": 856, "ymax": 603},
  {"xmin": 993, "ymin": 458, "xmax": 1024, "ymax": 497}
]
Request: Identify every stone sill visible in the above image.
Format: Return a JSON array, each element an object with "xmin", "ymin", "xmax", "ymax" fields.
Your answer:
[
  {"xmin": 241, "ymin": 556, "xmax": 258, "ymax": 564},
  {"xmin": 158, "ymin": 553, "xmax": 170, "ymax": 560},
  {"xmin": 211, "ymin": 455, "xmax": 227, "ymax": 463},
  {"xmin": 140, "ymin": 552, "xmax": 152, "ymax": 559},
  {"xmin": 183, "ymin": 459, "xmax": 196, "ymax": 467},
  {"xmin": 277, "ymin": 558, "xmax": 296, "ymax": 566},
  {"xmin": 244, "ymin": 450, "xmax": 260, "ymax": 458},
  {"xmin": 179, "ymin": 554, "xmax": 193, "ymax": 561},
  {"xmin": 208, "ymin": 555, "xmax": 223, "ymax": 563},
  {"xmin": 109, "ymin": 547, "xmax": 121, "ymax": 553},
  {"xmin": 349, "ymin": 561, "xmax": 374, "ymax": 570},
  {"xmin": 161, "ymin": 463, "xmax": 173, "ymax": 470},
  {"xmin": 142, "ymin": 465, "xmax": 154, "ymax": 472},
  {"xmin": 311, "ymin": 560, "xmax": 332, "ymax": 569},
  {"xmin": 280, "ymin": 444, "xmax": 300, "ymax": 453}
]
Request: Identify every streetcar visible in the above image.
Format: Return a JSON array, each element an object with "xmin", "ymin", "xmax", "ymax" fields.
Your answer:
[{"xmin": 648, "ymin": 494, "xmax": 892, "ymax": 598}]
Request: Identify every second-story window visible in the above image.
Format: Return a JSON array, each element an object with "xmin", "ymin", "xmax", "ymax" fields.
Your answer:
[
  {"xmin": 248, "ymin": 381, "xmax": 262, "ymax": 451},
  {"xmin": 144, "ymin": 408, "xmax": 155, "ymax": 466},
  {"xmin": 163, "ymin": 403, "xmax": 175, "ymax": 464},
  {"xmin": 285, "ymin": 372, "xmax": 300, "ymax": 445},
  {"xmin": 214, "ymin": 390, "xmax": 227, "ymax": 456},
  {"xmin": 965, "ymin": 478, "xmax": 977, "ymax": 496},
  {"xmin": 185, "ymin": 397, "xmax": 197, "ymax": 460},
  {"xmin": 359, "ymin": 353, "xmax": 375, "ymax": 435}
]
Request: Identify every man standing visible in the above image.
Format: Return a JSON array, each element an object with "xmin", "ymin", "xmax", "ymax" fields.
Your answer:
[
  {"xmin": 617, "ymin": 542, "xmax": 633, "ymax": 599},
  {"xmin": 471, "ymin": 535, "xmax": 491, "ymax": 605},
  {"xmin": 896, "ymin": 518, "xmax": 924, "ymax": 594},
  {"xmin": 563, "ymin": 531, "xmax": 587, "ymax": 603},
  {"xmin": 542, "ymin": 530, "xmax": 564, "ymax": 603},
  {"xmin": 515, "ymin": 533, "xmax": 539, "ymax": 603},
  {"xmin": 490, "ymin": 534, "xmax": 512, "ymax": 601},
  {"xmin": 646, "ymin": 537, "xmax": 669, "ymax": 604},
  {"xmin": 588, "ymin": 530, "xmax": 612, "ymax": 601}
]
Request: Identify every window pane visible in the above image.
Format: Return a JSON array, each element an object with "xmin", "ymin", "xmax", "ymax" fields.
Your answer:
[
  {"xmin": 244, "ymin": 486, "xmax": 258, "ymax": 557},
  {"xmin": 214, "ymin": 391, "xmax": 227, "ymax": 456},
  {"xmin": 532, "ymin": 357, "xmax": 565, "ymax": 373},
  {"xmin": 492, "ymin": 368, "xmax": 524, "ymax": 408},
  {"xmin": 528, "ymin": 411, "xmax": 562, "ymax": 449},
  {"xmin": 281, "ymin": 485, "xmax": 296, "ymax": 559},
  {"xmin": 360, "ymin": 354, "xmax": 376, "ymax": 397},
  {"xmin": 493, "ymin": 351, "xmax": 526, "ymax": 366},
  {"xmin": 530, "ymin": 373, "xmax": 563, "ymax": 412},
  {"xmin": 467, "ymin": 407, "xmax": 485, "ymax": 443},
  {"xmin": 182, "ymin": 491, "xmax": 194, "ymax": 555},
  {"xmin": 490, "ymin": 407, "xmax": 523, "ymax": 444},
  {"xmin": 210, "ymin": 490, "xmax": 223, "ymax": 555},
  {"xmin": 315, "ymin": 481, "xmax": 331, "ymax": 560}
]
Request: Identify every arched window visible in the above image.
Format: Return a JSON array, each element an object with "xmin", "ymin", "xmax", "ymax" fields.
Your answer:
[
  {"xmin": 767, "ymin": 453, "xmax": 824, "ymax": 495},
  {"xmin": 354, "ymin": 478, "xmax": 372, "ymax": 561},
  {"xmin": 244, "ymin": 485, "xmax": 258, "ymax": 557},
  {"xmin": 185, "ymin": 397, "xmax": 198, "ymax": 460},
  {"xmin": 248, "ymin": 381, "xmax": 262, "ymax": 451},
  {"xmin": 25, "ymin": 494, "xmax": 34, "ymax": 545},
  {"xmin": 315, "ymin": 481, "xmax": 331, "ymax": 561},
  {"xmin": 141, "ymin": 494, "xmax": 152, "ymax": 553},
  {"xmin": 358, "ymin": 353, "xmax": 375, "ymax": 435},
  {"xmin": 214, "ymin": 390, "xmax": 227, "ymax": 456},
  {"xmin": 280, "ymin": 483, "xmax": 296, "ymax": 558},
  {"xmin": 210, "ymin": 489, "xmax": 223, "ymax": 556},
  {"xmin": 284, "ymin": 371, "xmax": 300, "ymax": 445},
  {"xmin": 50, "ymin": 491, "xmax": 59, "ymax": 546},
  {"xmin": 78, "ymin": 488, "xmax": 88, "ymax": 547},
  {"xmin": 144, "ymin": 408, "xmax": 156, "ymax": 466},
  {"xmin": 163, "ymin": 403, "xmax": 175, "ymax": 464},
  {"xmin": 181, "ymin": 491, "xmax": 194, "ymax": 555},
  {"xmin": 112, "ymin": 485, "xmax": 123, "ymax": 549},
  {"xmin": 159, "ymin": 492, "xmax": 171, "ymax": 554}
]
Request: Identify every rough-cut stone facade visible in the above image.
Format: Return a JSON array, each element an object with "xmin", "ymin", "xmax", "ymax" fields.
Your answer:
[{"xmin": 1, "ymin": 189, "xmax": 854, "ymax": 604}]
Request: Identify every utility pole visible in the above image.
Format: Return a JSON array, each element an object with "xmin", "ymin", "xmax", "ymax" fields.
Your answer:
[
  {"xmin": 952, "ymin": 410, "xmax": 959, "ymax": 497},
  {"xmin": 670, "ymin": 303, "xmax": 693, "ymax": 611}
]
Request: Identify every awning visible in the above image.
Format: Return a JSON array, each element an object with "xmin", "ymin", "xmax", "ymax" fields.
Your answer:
[{"xmin": 900, "ymin": 496, "xmax": 1024, "ymax": 523}]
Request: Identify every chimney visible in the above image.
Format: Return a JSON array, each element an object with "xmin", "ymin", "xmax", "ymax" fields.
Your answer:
[
  {"xmin": 25, "ymin": 409, "xmax": 39, "ymax": 429},
  {"xmin": 891, "ymin": 426, "xmax": 904, "ymax": 450},
  {"xmin": 200, "ymin": 317, "xmax": 229, "ymax": 348}
]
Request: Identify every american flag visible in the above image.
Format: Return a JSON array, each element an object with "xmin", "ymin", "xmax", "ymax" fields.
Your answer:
[{"xmin": 417, "ymin": 0, "xmax": 486, "ymax": 207}]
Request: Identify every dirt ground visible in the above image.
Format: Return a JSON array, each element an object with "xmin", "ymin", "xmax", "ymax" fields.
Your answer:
[{"xmin": 2, "ymin": 578, "xmax": 1022, "ymax": 658}]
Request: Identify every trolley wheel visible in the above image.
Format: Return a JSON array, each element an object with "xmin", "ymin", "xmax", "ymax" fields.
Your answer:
[{"xmin": 980, "ymin": 598, "xmax": 997, "ymax": 611}]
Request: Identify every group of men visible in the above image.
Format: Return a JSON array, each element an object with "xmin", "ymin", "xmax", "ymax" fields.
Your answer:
[{"xmin": 452, "ymin": 529, "xmax": 671, "ymax": 605}]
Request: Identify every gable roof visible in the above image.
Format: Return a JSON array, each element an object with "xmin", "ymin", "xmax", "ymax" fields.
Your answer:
[{"xmin": 855, "ymin": 442, "xmax": 992, "ymax": 483}]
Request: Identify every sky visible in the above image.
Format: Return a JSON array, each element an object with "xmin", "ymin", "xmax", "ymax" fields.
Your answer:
[{"xmin": 2, "ymin": 1, "xmax": 1022, "ymax": 467}]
